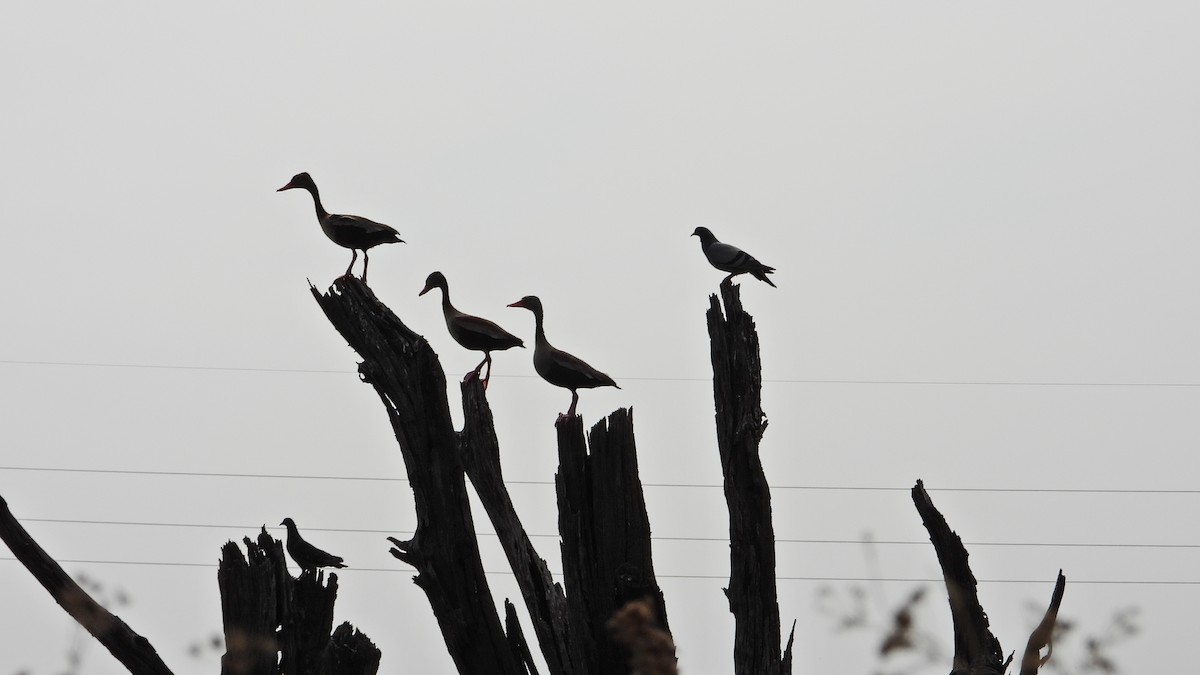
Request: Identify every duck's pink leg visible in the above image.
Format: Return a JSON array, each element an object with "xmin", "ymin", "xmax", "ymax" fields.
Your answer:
[
  {"xmin": 480, "ymin": 353, "xmax": 493, "ymax": 390},
  {"xmin": 343, "ymin": 250, "xmax": 358, "ymax": 279}
]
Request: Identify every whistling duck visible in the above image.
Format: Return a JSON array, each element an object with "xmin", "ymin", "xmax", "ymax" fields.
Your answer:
[
  {"xmin": 277, "ymin": 172, "xmax": 403, "ymax": 282},
  {"xmin": 420, "ymin": 271, "xmax": 524, "ymax": 388},
  {"xmin": 508, "ymin": 295, "xmax": 618, "ymax": 417},
  {"xmin": 691, "ymin": 226, "xmax": 776, "ymax": 287},
  {"xmin": 280, "ymin": 517, "xmax": 347, "ymax": 575}
]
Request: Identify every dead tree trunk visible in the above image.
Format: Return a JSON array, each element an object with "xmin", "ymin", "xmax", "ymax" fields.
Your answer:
[
  {"xmin": 460, "ymin": 380, "xmax": 581, "ymax": 675},
  {"xmin": 0, "ymin": 492, "xmax": 175, "ymax": 675},
  {"xmin": 912, "ymin": 480, "xmax": 1066, "ymax": 675},
  {"xmin": 311, "ymin": 277, "xmax": 530, "ymax": 675},
  {"xmin": 313, "ymin": 276, "xmax": 672, "ymax": 675},
  {"xmin": 556, "ymin": 410, "xmax": 672, "ymax": 675},
  {"xmin": 217, "ymin": 527, "xmax": 380, "ymax": 675},
  {"xmin": 706, "ymin": 282, "xmax": 795, "ymax": 675}
]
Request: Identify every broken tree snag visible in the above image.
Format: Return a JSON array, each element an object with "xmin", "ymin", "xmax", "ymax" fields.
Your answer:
[
  {"xmin": 556, "ymin": 410, "xmax": 673, "ymax": 675},
  {"xmin": 1019, "ymin": 571, "xmax": 1066, "ymax": 675},
  {"xmin": 911, "ymin": 480, "xmax": 1006, "ymax": 675},
  {"xmin": 706, "ymin": 283, "xmax": 792, "ymax": 675},
  {"xmin": 460, "ymin": 378, "xmax": 581, "ymax": 675},
  {"xmin": 218, "ymin": 528, "xmax": 375, "ymax": 675},
  {"xmin": 281, "ymin": 574, "xmax": 338, "ymax": 675},
  {"xmin": 0, "ymin": 492, "xmax": 175, "ymax": 675},
  {"xmin": 311, "ymin": 277, "xmax": 523, "ymax": 675},
  {"xmin": 217, "ymin": 535, "xmax": 280, "ymax": 675}
]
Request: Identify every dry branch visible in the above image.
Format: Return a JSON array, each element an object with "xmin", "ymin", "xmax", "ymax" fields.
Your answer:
[
  {"xmin": 912, "ymin": 479, "xmax": 1007, "ymax": 675},
  {"xmin": 0, "ymin": 492, "xmax": 175, "ymax": 675}
]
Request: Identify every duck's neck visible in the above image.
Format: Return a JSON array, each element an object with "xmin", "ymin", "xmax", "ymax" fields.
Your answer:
[
  {"xmin": 531, "ymin": 308, "xmax": 549, "ymax": 347},
  {"xmin": 440, "ymin": 289, "xmax": 458, "ymax": 316},
  {"xmin": 304, "ymin": 185, "xmax": 329, "ymax": 220}
]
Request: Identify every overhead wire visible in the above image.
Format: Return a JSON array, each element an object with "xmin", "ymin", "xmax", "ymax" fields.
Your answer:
[
  {"xmin": 2, "ymin": 358, "xmax": 1199, "ymax": 387},
  {"xmin": 16, "ymin": 516, "xmax": 1200, "ymax": 549},
  {"xmin": 4, "ymin": 362, "xmax": 1197, "ymax": 585},
  {"xmin": 0, "ymin": 557, "xmax": 1193, "ymax": 585},
  {"xmin": 2, "ymin": 465, "xmax": 1197, "ymax": 494}
]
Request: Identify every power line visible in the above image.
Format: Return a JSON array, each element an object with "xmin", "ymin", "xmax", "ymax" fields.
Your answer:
[
  {"xmin": 0, "ymin": 359, "xmax": 349, "ymax": 375},
  {"xmin": 19, "ymin": 517, "xmax": 1200, "ymax": 550},
  {"xmin": 0, "ymin": 557, "xmax": 1192, "ymax": 585},
  {"xmin": 2, "ymin": 358, "xmax": 1199, "ymax": 388},
  {"xmin": 3, "ymin": 465, "xmax": 1197, "ymax": 494}
]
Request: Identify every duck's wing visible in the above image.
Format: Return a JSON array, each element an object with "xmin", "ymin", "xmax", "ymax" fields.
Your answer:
[
  {"xmin": 542, "ymin": 346, "xmax": 618, "ymax": 389},
  {"xmin": 326, "ymin": 213, "xmax": 402, "ymax": 244},
  {"xmin": 451, "ymin": 313, "xmax": 525, "ymax": 351}
]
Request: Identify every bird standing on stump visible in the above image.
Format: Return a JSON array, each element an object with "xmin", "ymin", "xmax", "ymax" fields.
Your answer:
[
  {"xmin": 420, "ymin": 271, "xmax": 525, "ymax": 389},
  {"xmin": 277, "ymin": 172, "xmax": 403, "ymax": 282},
  {"xmin": 691, "ymin": 226, "xmax": 776, "ymax": 287},
  {"xmin": 280, "ymin": 517, "xmax": 347, "ymax": 575},
  {"xmin": 508, "ymin": 295, "xmax": 619, "ymax": 418}
]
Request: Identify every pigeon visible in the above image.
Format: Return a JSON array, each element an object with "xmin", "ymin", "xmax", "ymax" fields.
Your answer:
[
  {"xmin": 279, "ymin": 517, "xmax": 347, "ymax": 575},
  {"xmin": 420, "ymin": 271, "xmax": 525, "ymax": 388},
  {"xmin": 691, "ymin": 226, "xmax": 776, "ymax": 287},
  {"xmin": 277, "ymin": 172, "xmax": 403, "ymax": 282},
  {"xmin": 508, "ymin": 295, "xmax": 618, "ymax": 417}
]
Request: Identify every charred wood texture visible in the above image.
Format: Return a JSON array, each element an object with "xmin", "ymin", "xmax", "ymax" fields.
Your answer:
[
  {"xmin": 312, "ymin": 277, "xmax": 524, "ymax": 675},
  {"xmin": 556, "ymin": 410, "xmax": 672, "ymax": 675},
  {"xmin": 0, "ymin": 493, "xmax": 175, "ymax": 675},
  {"xmin": 503, "ymin": 599, "xmax": 542, "ymax": 675},
  {"xmin": 218, "ymin": 527, "xmax": 379, "ymax": 675},
  {"xmin": 460, "ymin": 379, "xmax": 580, "ymax": 675},
  {"xmin": 705, "ymin": 282, "xmax": 793, "ymax": 675}
]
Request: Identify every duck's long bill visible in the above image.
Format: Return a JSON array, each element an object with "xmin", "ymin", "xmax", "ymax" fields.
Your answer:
[
  {"xmin": 277, "ymin": 181, "xmax": 296, "ymax": 192},
  {"xmin": 418, "ymin": 283, "xmax": 434, "ymax": 296},
  {"xmin": 507, "ymin": 300, "xmax": 526, "ymax": 308}
]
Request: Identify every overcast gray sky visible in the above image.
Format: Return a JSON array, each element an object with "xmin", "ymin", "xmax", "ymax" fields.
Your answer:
[{"xmin": 2, "ymin": 3, "xmax": 1198, "ymax": 674}]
